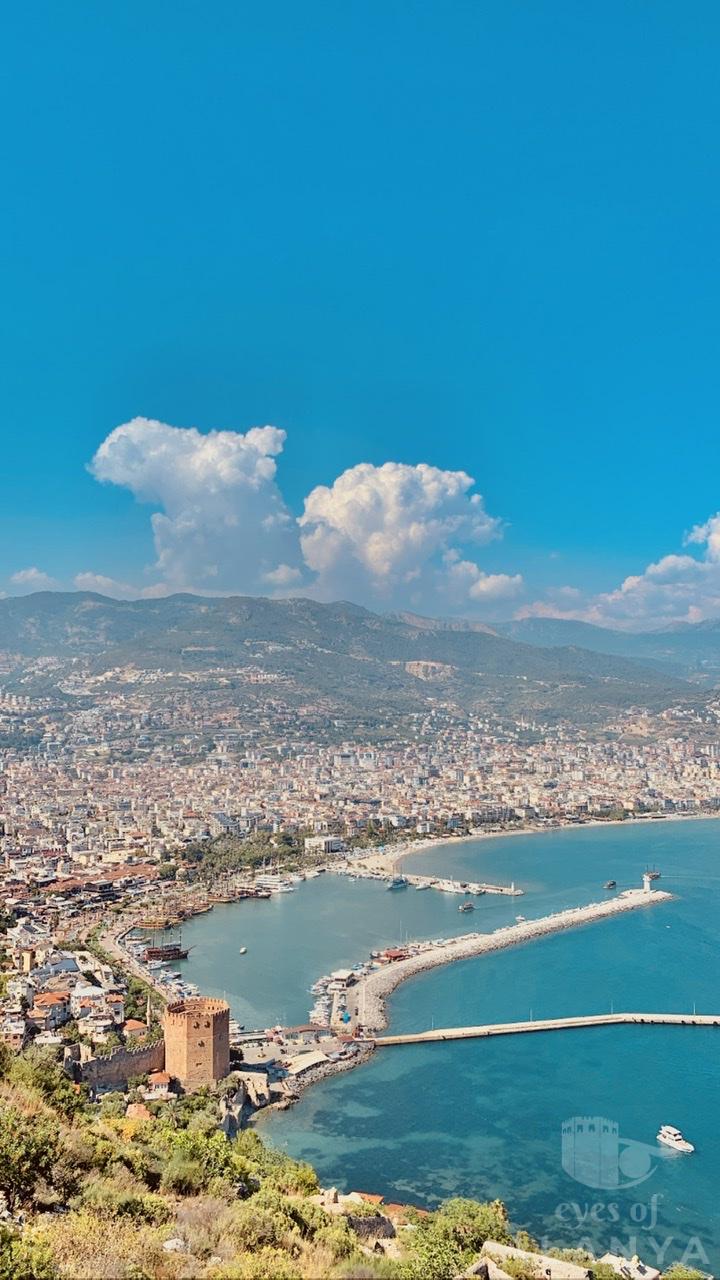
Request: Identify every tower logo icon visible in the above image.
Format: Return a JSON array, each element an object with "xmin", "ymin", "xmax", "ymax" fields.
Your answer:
[{"xmin": 561, "ymin": 1116, "xmax": 661, "ymax": 1189}]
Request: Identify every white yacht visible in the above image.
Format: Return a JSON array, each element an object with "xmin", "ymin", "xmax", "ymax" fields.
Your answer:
[{"xmin": 657, "ymin": 1125, "xmax": 694, "ymax": 1153}]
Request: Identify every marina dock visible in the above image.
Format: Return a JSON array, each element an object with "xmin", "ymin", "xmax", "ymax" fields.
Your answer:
[
  {"xmin": 335, "ymin": 866, "xmax": 523, "ymax": 896},
  {"xmin": 373, "ymin": 1011, "xmax": 720, "ymax": 1046}
]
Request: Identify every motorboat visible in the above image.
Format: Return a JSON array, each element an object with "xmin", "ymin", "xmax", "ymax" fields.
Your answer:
[
  {"xmin": 239, "ymin": 946, "xmax": 247, "ymax": 955},
  {"xmin": 458, "ymin": 901, "xmax": 474, "ymax": 913},
  {"xmin": 657, "ymin": 1125, "xmax": 694, "ymax": 1153},
  {"xmin": 603, "ymin": 880, "xmax": 617, "ymax": 890}
]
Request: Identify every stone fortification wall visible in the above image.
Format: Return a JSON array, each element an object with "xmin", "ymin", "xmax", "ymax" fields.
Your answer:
[{"xmin": 79, "ymin": 1040, "xmax": 165, "ymax": 1090}]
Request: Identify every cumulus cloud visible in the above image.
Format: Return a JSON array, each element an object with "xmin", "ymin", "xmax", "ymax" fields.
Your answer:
[
  {"xmin": 299, "ymin": 460, "xmax": 516, "ymax": 609},
  {"xmin": 73, "ymin": 572, "xmax": 172, "ymax": 600},
  {"xmin": 517, "ymin": 515, "xmax": 720, "ymax": 629},
  {"xmin": 81, "ymin": 419, "xmax": 523, "ymax": 612},
  {"xmin": 89, "ymin": 417, "xmax": 305, "ymax": 594},
  {"xmin": 442, "ymin": 551, "xmax": 523, "ymax": 602},
  {"xmin": 9, "ymin": 567, "xmax": 60, "ymax": 592}
]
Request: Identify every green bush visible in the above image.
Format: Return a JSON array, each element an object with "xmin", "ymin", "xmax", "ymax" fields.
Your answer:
[
  {"xmin": 211, "ymin": 1246, "xmax": 303, "ymax": 1279},
  {"xmin": 0, "ymin": 1102, "xmax": 59, "ymax": 1211},
  {"xmin": 401, "ymin": 1197, "xmax": 513, "ymax": 1280},
  {"xmin": 9, "ymin": 1048, "xmax": 86, "ymax": 1118},
  {"xmin": 0, "ymin": 1225, "xmax": 58, "ymax": 1280},
  {"xmin": 315, "ymin": 1220, "xmax": 357, "ymax": 1259},
  {"xmin": 160, "ymin": 1155, "xmax": 206, "ymax": 1196},
  {"xmin": 76, "ymin": 1178, "xmax": 171, "ymax": 1224},
  {"xmin": 230, "ymin": 1195, "xmax": 297, "ymax": 1252}
]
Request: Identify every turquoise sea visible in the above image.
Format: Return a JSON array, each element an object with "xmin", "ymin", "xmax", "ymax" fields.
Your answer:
[{"xmin": 175, "ymin": 820, "xmax": 720, "ymax": 1270}]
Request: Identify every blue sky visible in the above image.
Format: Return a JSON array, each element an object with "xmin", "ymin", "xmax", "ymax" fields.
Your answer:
[{"xmin": 3, "ymin": 2, "xmax": 720, "ymax": 626}]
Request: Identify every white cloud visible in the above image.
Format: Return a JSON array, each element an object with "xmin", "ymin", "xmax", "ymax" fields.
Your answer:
[
  {"xmin": 299, "ymin": 460, "xmax": 515, "ymax": 610},
  {"xmin": 262, "ymin": 563, "xmax": 303, "ymax": 588},
  {"xmin": 84, "ymin": 421, "xmax": 524, "ymax": 612},
  {"xmin": 516, "ymin": 515, "xmax": 720, "ymax": 629},
  {"xmin": 9, "ymin": 567, "xmax": 60, "ymax": 592},
  {"xmin": 89, "ymin": 417, "xmax": 306, "ymax": 595},
  {"xmin": 443, "ymin": 552, "xmax": 523, "ymax": 602},
  {"xmin": 73, "ymin": 572, "xmax": 172, "ymax": 600}
]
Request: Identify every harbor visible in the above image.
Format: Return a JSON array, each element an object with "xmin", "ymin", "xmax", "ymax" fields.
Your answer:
[{"xmin": 343, "ymin": 876, "xmax": 673, "ymax": 1033}]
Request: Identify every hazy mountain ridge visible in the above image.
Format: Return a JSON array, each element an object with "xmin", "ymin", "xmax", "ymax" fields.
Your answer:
[
  {"xmin": 500, "ymin": 617, "xmax": 720, "ymax": 677},
  {"xmin": 0, "ymin": 592, "xmax": 695, "ymax": 725}
]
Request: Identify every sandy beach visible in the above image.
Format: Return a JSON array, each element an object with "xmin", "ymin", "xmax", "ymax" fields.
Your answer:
[{"xmin": 347, "ymin": 810, "xmax": 720, "ymax": 878}]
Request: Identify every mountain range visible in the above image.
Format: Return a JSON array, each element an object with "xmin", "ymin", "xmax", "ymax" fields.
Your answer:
[
  {"xmin": 497, "ymin": 616, "xmax": 720, "ymax": 678},
  {"xmin": 0, "ymin": 592, "xmax": 704, "ymax": 726}
]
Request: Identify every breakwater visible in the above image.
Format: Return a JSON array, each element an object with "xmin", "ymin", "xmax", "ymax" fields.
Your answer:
[
  {"xmin": 374, "ymin": 1010, "xmax": 720, "ymax": 1045},
  {"xmin": 351, "ymin": 887, "xmax": 672, "ymax": 1032}
]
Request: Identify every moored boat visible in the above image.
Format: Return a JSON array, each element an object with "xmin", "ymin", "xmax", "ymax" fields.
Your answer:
[{"xmin": 387, "ymin": 876, "xmax": 409, "ymax": 890}]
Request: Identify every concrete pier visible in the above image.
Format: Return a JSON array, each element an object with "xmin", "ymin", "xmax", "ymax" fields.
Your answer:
[
  {"xmin": 334, "ymin": 866, "xmax": 523, "ymax": 896},
  {"xmin": 351, "ymin": 886, "xmax": 673, "ymax": 1033},
  {"xmin": 373, "ymin": 1011, "xmax": 720, "ymax": 1046}
]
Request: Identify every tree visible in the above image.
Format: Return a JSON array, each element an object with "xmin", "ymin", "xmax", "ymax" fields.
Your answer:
[{"xmin": 0, "ymin": 1104, "xmax": 59, "ymax": 1210}]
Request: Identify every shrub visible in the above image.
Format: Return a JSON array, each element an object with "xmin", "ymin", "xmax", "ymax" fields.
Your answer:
[
  {"xmin": 9, "ymin": 1049, "xmax": 86, "ymax": 1119},
  {"xmin": 211, "ymin": 1247, "xmax": 303, "ymax": 1280},
  {"xmin": 0, "ymin": 1102, "xmax": 59, "ymax": 1210},
  {"xmin": 315, "ymin": 1221, "xmax": 357, "ymax": 1259},
  {"xmin": 76, "ymin": 1177, "xmax": 171, "ymax": 1224},
  {"xmin": 0, "ymin": 1226, "xmax": 58, "ymax": 1280},
  {"xmin": 32, "ymin": 1209, "xmax": 170, "ymax": 1280},
  {"xmin": 160, "ymin": 1155, "xmax": 206, "ymax": 1196},
  {"xmin": 401, "ymin": 1197, "xmax": 513, "ymax": 1280},
  {"xmin": 230, "ymin": 1196, "xmax": 298, "ymax": 1252},
  {"xmin": 502, "ymin": 1258, "xmax": 540, "ymax": 1280},
  {"xmin": 515, "ymin": 1230, "xmax": 540, "ymax": 1252},
  {"xmin": 433, "ymin": 1197, "xmax": 512, "ymax": 1251},
  {"xmin": 99, "ymin": 1092, "xmax": 127, "ymax": 1120}
]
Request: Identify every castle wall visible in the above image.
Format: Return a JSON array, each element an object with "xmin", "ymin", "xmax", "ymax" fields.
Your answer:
[{"xmin": 79, "ymin": 1040, "xmax": 165, "ymax": 1090}]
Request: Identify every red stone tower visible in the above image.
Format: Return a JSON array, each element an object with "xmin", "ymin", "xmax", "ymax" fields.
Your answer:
[{"xmin": 163, "ymin": 996, "xmax": 230, "ymax": 1090}]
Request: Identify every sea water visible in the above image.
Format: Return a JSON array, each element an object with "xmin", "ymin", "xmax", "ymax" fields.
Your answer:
[{"xmin": 176, "ymin": 819, "xmax": 720, "ymax": 1268}]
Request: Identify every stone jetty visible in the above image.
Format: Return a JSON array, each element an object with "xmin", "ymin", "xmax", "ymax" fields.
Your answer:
[{"xmin": 350, "ymin": 886, "xmax": 673, "ymax": 1033}]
